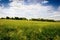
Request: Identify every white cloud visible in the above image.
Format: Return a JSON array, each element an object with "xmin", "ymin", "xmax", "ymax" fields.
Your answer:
[
  {"xmin": 0, "ymin": 0, "xmax": 60, "ymax": 20},
  {"xmin": 42, "ymin": 1, "xmax": 48, "ymax": 4}
]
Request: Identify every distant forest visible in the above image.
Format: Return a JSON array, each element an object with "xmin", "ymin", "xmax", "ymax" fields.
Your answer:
[{"xmin": 0, "ymin": 16, "xmax": 60, "ymax": 22}]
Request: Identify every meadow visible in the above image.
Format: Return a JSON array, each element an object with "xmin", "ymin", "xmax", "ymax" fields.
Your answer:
[{"xmin": 0, "ymin": 19, "xmax": 60, "ymax": 40}]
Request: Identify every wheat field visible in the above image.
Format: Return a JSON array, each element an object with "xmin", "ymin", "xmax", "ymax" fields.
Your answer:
[{"xmin": 0, "ymin": 19, "xmax": 60, "ymax": 40}]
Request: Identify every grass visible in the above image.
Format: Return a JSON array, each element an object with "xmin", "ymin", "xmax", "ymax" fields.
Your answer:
[{"xmin": 0, "ymin": 19, "xmax": 60, "ymax": 40}]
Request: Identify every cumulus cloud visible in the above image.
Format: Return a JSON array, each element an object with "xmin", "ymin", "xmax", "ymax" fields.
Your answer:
[
  {"xmin": 47, "ymin": 7, "xmax": 60, "ymax": 20},
  {"xmin": 0, "ymin": 0, "xmax": 60, "ymax": 20}
]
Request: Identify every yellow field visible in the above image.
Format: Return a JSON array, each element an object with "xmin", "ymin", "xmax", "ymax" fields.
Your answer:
[{"xmin": 0, "ymin": 19, "xmax": 60, "ymax": 40}]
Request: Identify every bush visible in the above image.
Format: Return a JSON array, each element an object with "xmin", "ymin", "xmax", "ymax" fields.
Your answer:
[
  {"xmin": 1, "ymin": 17, "xmax": 5, "ymax": 19},
  {"xmin": 19, "ymin": 18, "xmax": 27, "ymax": 20},
  {"xmin": 30, "ymin": 18, "xmax": 40, "ymax": 21},
  {"xmin": 11, "ymin": 17, "xmax": 14, "ymax": 19},
  {"xmin": 30, "ymin": 18, "xmax": 55, "ymax": 22}
]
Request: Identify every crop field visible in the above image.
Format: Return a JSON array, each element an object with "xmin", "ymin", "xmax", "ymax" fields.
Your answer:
[{"xmin": 0, "ymin": 19, "xmax": 60, "ymax": 40}]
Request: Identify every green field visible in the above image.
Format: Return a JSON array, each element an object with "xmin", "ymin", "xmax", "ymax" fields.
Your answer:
[{"xmin": 0, "ymin": 19, "xmax": 60, "ymax": 40}]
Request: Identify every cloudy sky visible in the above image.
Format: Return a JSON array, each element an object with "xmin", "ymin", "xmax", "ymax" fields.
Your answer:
[{"xmin": 0, "ymin": 0, "xmax": 60, "ymax": 20}]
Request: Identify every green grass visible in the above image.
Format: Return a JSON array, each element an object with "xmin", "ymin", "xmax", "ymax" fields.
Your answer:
[{"xmin": 0, "ymin": 19, "xmax": 60, "ymax": 40}]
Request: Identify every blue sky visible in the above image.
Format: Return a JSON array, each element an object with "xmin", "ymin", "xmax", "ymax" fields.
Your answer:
[
  {"xmin": 44, "ymin": 0, "xmax": 60, "ymax": 9},
  {"xmin": 0, "ymin": 0, "xmax": 60, "ymax": 20},
  {"xmin": 0, "ymin": 0, "xmax": 11, "ymax": 7},
  {"xmin": 0, "ymin": 0, "xmax": 60, "ymax": 8}
]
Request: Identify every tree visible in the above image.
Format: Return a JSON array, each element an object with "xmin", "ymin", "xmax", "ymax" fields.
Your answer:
[
  {"xmin": 6, "ymin": 16, "xmax": 10, "ymax": 19},
  {"xmin": 15, "ymin": 17, "xmax": 20, "ymax": 20}
]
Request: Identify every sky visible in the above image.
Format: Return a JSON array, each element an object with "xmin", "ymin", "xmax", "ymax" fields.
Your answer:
[{"xmin": 0, "ymin": 0, "xmax": 60, "ymax": 20}]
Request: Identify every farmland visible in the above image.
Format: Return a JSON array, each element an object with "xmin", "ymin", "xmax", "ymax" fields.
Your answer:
[{"xmin": 0, "ymin": 19, "xmax": 60, "ymax": 40}]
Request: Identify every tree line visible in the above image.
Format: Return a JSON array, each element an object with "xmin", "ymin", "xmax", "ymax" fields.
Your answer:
[
  {"xmin": 1, "ymin": 16, "xmax": 27, "ymax": 20},
  {"xmin": 0, "ymin": 16, "xmax": 59, "ymax": 22}
]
